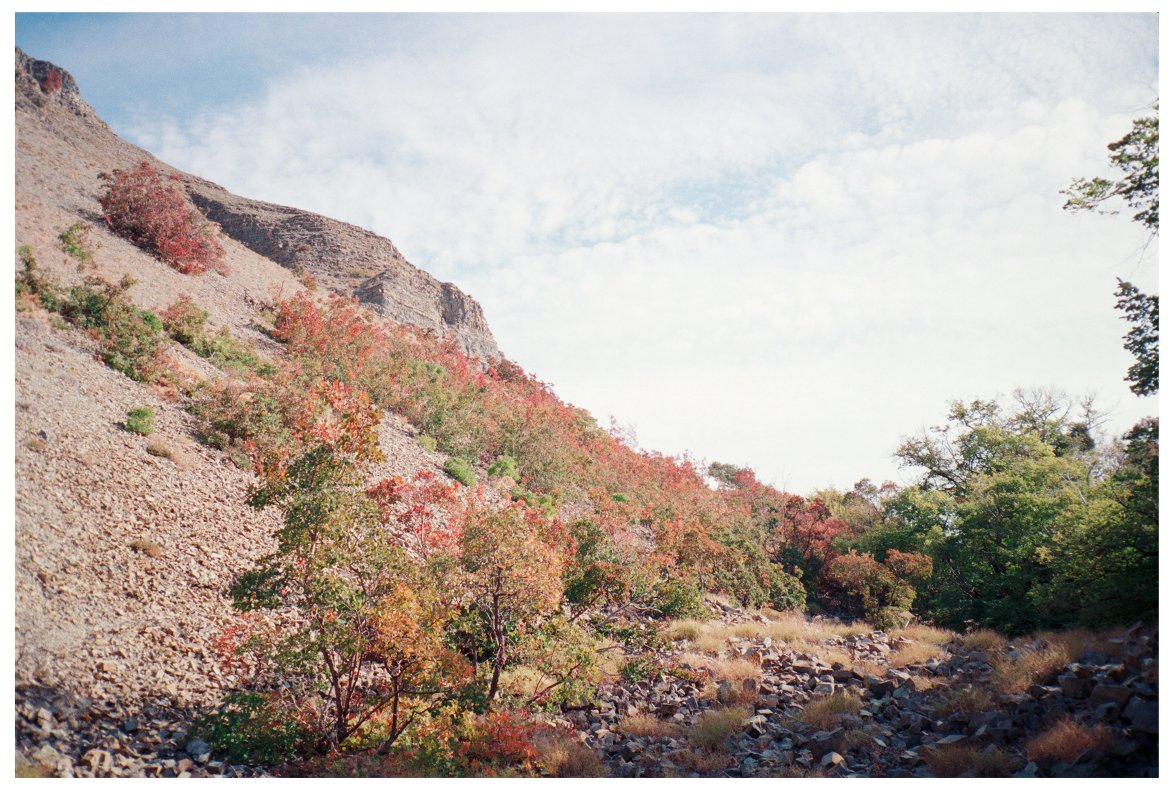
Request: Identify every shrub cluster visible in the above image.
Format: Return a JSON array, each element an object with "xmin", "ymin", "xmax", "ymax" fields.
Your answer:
[
  {"xmin": 125, "ymin": 407, "xmax": 155, "ymax": 435},
  {"xmin": 98, "ymin": 161, "xmax": 226, "ymax": 276},
  {"xmin": 16, "ymin": 249, "xmax": 166, "ymax": 382}
]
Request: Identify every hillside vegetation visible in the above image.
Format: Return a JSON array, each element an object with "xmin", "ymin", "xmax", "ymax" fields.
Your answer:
[{"xmin": 14, "ymin": 51, "xmax": 1158, "ymax": 779}]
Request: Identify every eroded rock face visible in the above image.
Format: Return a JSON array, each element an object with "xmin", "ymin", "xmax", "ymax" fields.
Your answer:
[
  {"xmin": 15, "ymin": 47, "xmax": 107, "ymax": 124},
  {"xmin": 15, "ymin": 46, "xmax": 501, "ymax": 362},
  {"xmin": 185, "ymin": 177, "xmax": 501, "ymax": 361}
]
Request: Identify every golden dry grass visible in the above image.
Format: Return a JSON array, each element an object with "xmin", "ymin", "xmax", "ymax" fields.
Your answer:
[
  {"xmin": 962, "ymin": 629, "xmax": 1008, "ymax": 652},
  {"xmin": 992, "ymin": 644, "xmax": 1070, "ymax": 694},
  {"xmin": 129, "ymin": 538, "xmax": 164, "ymax": 558},
  {"xmin": 796, "ymin": 692, "xmax": 862, "ymax": 729},
  {"xmin": 1035, "ymin": 627, "xmax": 1129, "ymax": 660},
  {"xmin": 669, "ymin": 748, "xmax": 736, "ymax": 775},
  {"xmin": 931, "ymin": 686, "xmax": 993, "ymax": 718},
  {"xmin": 687, "ymin": 654, "xmax": 763, "ymax": 694},
  {"xmin": 534, "ymin": 731, "xmax": 609, "ymax": 777},
  {"xmin": 924, "ymin": 745, "xmax": 1016, "ymax": 777},
  {"xmin": 1026, "ymin": 719, "xmax": 1116, "ymax": 765},
  {"xmin": 902, "ymin": 624, "xmax": 956, "ymax": 646},
  {"xmin": 664, "ymin": 620, "xmax": 704, "ymax": 642},
  {"xmin": 616, "ymin": 714, "xmax": 682, "ymax": 739},
  {"xmin": 689, "ymin": 705, "xmax": 751, "ymax": 751},
  {"xmin": 888, "ymin": 639, "xmax": 946, "ymax": 668}
]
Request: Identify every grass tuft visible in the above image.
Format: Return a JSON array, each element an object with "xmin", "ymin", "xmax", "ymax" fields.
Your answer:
[
  {"xmin": 1026, "ymin": 718, "xmax": 1115, "ymax": 765},
  {"xmin": 796, "ymin": 692, "xmax": 862, "ymax": 729}
]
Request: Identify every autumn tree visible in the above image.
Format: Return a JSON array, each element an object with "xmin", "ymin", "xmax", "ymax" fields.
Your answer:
[
  {"xmin": 457, "ymin": 501, "xmax": 570, "ymax": 707},
  {"xmin": 225, "ymin": 379, "xmax": 469, "ymax": 753}
]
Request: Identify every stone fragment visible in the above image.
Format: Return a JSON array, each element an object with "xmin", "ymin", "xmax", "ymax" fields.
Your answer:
[
  {"xmin": 1057, "ymin": 674, "xmax": 1090, "ymax": 699},
  {"xmin": 1124, "ymin": 699, "xmax": 1158, "ymax": 735},
  {"xmin": 1089, "ymin": 684, "xmax": 1132, "ymax": 708},
  {"xmin": 820, "ymin": 751, "xmax": 845, "ymax": 768}
]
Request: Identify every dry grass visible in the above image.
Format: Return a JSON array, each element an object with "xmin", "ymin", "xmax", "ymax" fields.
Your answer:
[
  {"xmin": 1026, "ymin": 718, "xmax": 1116, "ymax": 765},
  {"xmin": 145, "ymin": 437, "xmax": 193, "ymax": 467},
  {"xmin": 129, "ymin": 538, "xmax": 164, "ymax": 558},
  {"xmin": 888, "ymin": 639, "xmax": 946, "ymax": 668},
  {"xmin": 689, "ymin": 705, "xmax": 751, "ymax": 751},
  {"xmin": 1035, "ymin": 627, "xmax": 1129, "ymax": 660},
  {"xmin": 687, "ymin": 654, "xmax": 763, "ymax": 697},
  {"xmin": 667, "ymin": 620, "xmax": 734, "ymax": 654},
  {"xmin": 797, "ymin": 642, "xmax": 886, "ymax": 677},
  {"xmin": 902, "ymin": 624, "xmax": 956, "ymax": 646},
  {"xmin": 616, "ymin": 714, "xmax": 682, "ymax": 739},
  {"xmin": 145, "ymin": 439, "xmax": 173, "ymax": 458},
  {"xmin": 962, "ymin": 629, "xmax": 1008, "ymax": 652},
  {"xmin": 837, "ymin": 727, "xmax": 875, "ymax": 753},
  {"xmin": 925, "ymin": 745, "xmax": 1017, "ymax": 777},
  {"xmin": 992, "ymin": 643, "xmax": 1070, "ymax": 694},
  {"xmin": 931, "ymin": 686, "xmax": 993, "ymax": 718},
  {"xmin": 755, "ymin": 610, "xmax": 871, "ymax": 642},
  {"xmin": 535, "ymin": 734, "xmax": 608, "ymax": 777},
  {"xmin": 664, "ymin": 620, "xmax": 704, "ymax": 642},
  {"xmin": 796, "ymin": 692, "xmax": 862, "ymax": 729},
  {"xmin": 669, "ymin": 748, "xmax": 735, "ymax": 776}
]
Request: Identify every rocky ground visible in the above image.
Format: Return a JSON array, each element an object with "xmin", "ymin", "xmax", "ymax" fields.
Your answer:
[{"xmin": 569, "ymin": 600, "xmax": 1158, "ymax": 778}]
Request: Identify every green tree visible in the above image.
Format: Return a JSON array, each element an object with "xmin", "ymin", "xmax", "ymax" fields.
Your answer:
[
  {"xmin": 1063, "ymin": 104, "xmax": 1159, "ymax": 395},
  {"xmin": 883, "ymin": 394, "xmax": 1114, "ymax": 632}
]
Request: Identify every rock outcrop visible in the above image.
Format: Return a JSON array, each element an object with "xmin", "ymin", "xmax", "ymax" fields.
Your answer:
[
  {"xmin": 184, "ymin": 177, "xmax": 501, "ymax": 360},
  {"xmin": 15, "ymin": 46, "xmax": 501, "ymax": 361}
]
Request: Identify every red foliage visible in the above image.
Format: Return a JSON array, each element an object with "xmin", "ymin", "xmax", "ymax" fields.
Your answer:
[
  {"xmin": 247, "ymin": 378, "xmax": 383, "ymax": 486},
  {"xmin": 366, "ymin": 470, "xmax": 466, "ymax": 556},
  {"xmin": 457, "ymin": 710, "xmax": 543, "ymax": 771},
  {"xmin": 98, "ymin": 161, "xmax": 226, "ymax": 275},
  {"xmin": 264, "ymin": 293, "xmax": 852, "ymax": 600},
  {"xmin": 39, "ymin": 68, "xmax": 62, "ymax": 93},
  {"xmin": 885, "ymin": 549, "xmax": 933, "ymax": 583}
]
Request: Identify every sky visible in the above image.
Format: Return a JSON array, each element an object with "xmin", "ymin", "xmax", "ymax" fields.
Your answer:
[{"xmin": 14, "ymin": 10, "xmax": 1161, "ymax": 495}]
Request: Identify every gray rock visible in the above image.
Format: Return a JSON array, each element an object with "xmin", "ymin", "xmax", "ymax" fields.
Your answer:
[
  {"xmin": 820, "ymin": 751, "xmax": 846, "ymax": 768},
  {"xmin": 185, "ymin": 738, "xmax": 212, "ymax": 761},
  {"xmin": 1124, "ymin": 699, "xmax": 1158, "ymax": 735},
  {"xmin": 1094, "ymin": 702, "xmax": 1121, "ymax": 723},
  {"xmin": 1089, "ymin": 683, "xmax": 1133, "ymax": 707},
  {"xmin": 1058, "ymin": 674, "xmax": 1091, "ymax": 699}
]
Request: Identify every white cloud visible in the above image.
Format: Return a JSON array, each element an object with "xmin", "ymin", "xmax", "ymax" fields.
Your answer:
[{"xmin": 123, "ymin": 13, "xmax": 1159, "ymax": 492}]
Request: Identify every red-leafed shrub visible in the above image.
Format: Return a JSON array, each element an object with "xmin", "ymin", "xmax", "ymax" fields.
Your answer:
[
  {"xmin": 886, "ymin": 549, "xmax": 933, "ymax": 584},
  {"xmin": 98, "ymin": 161, "xmax": 227, "ymax": 275},
  {"xmin": 366, "ymin": 470, "xmax": 467, "ymax": 556},
  {"xmin": 457, "ymin": 710, "xmax": 543, "ymax": 773},
  {"xmin": 822, "ymin": 551, "xmax": 915, "ymax": 629},
  {"xmin": 39, "ymin": 67, "xmax": 62, "ymax": 93}
]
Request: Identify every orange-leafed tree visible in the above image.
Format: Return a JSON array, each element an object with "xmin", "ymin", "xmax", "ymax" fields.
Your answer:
[{"xmin": 458, "ymin": 501, "xmax": 571, "ymax": 707}]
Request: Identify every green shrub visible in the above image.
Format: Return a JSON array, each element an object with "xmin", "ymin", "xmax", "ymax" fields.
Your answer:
[
  {"xmin": 443, "ymin": 456, "xmax": 476, "ymax": 486},
  {"xmin": 15, "ymin": 245, "xmax": 61, "ymax": 312},
  {"xmin": 58, "ymin": 223, "xmax": 95, "ymax": 267},
  {"xmin": 612, "ymin": 492, "xmax": 628, "ymax": 503},
  {"xmin": 202, "ymin": 326, "xmax": 272, "ymax": 375},
  {"xmin": 487, "ymin": 455, "xmax": 520, "ymax": 482},
  {"xmin": 191, "ymin": 692, "xmax": 305, "ymax": 765},
  {"xmin": 651, "ymin": 578, "xmax": 708, "ymax": 620},
  {"xmin": 160, "ymin": 295, "xmax": 208, "ymax": 347},
  {"xmin": 63, "ymin": 275, "xmax": 166, "ymax": 381},
  {"xmin": 126, "ymin": 407, "xmax": 155, "ymax": 435},
  {"xmin": 418, "ymin": 434, "xmax": 437, "ymax": 453}
]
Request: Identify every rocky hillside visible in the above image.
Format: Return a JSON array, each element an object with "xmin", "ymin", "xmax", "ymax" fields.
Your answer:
[
  {"xmin": 14, "ymin": 47, "xmax": 499, "ymax": 360},
  {"xmin": 13, "ymin": 48, "xmax": 1159, "ymax": 780},
  {"xmin": 13, "ymin": 47, "xmax": 493, "ymax": 775}
]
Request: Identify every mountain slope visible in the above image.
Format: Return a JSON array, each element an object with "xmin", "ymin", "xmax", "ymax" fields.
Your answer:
[{"xmin": 15, "ymin": 47, "xmax": 499, "ymax": 360}]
